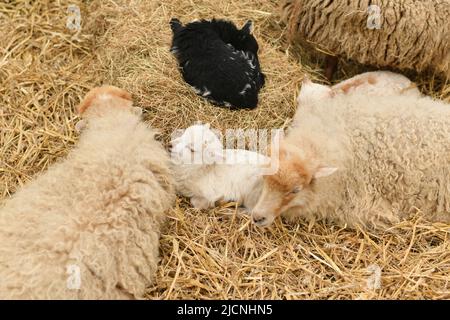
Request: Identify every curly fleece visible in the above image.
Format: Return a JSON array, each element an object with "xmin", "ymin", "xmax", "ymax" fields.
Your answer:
[
  {"xmin": 285, "ymin": 93, "xmax": 450, "ymax": 229},
  {"xmin": 0, "ymin": 89, "xmax": 175, "ymax": 299},
  {"xmin": 282, "ymin": 0, "xmax": 450, "ymax": 78}
]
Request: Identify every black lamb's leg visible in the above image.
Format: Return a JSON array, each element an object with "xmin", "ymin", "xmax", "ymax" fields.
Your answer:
[{"xmin": 325, "ymin": 55, "xmax": 338, "ymax": 82}]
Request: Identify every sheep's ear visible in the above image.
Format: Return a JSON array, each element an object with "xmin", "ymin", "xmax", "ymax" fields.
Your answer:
[
  {"xmin": 302, "ymin": 77, "xmax": 312, "ymax": 85},
  {"xmin": 213, "ymin": 150, "xmax": 225, "ymax": 163},
  {"xmin": 170, "ymin": 136, "xmax": 181, "ymax": 145},
  {"xmin": 204, "ymin": 123, "xmax": 211, "ymax": 129},
  {"xmin": 242, "ymin": 20, "xmax": 253, "ymax": 34},
  {"xmin": 274, "ymin": 128, "xmax": 284, "ymax": 141},
  {"xmin": 268, "ymin": 129, "xmax": 284, "ymax": 155},
  {"xmin": 103, "ymin": 86, "xmax": 132, "ymax": 102},
  {"xmin": 313, "ymin": 166, "xmax": 338, "ymax": 179},
  {"xmin": 77, "ymin": 90, "xmax": 97, "ymax": 115},
  {"xmin": 169, "ymin": 18, "xmax": 183, "ymax": 32}
]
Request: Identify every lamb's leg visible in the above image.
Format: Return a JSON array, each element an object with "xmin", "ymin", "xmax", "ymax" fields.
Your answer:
[
  {"xmin": 190, "ymin": 196, "xmax": 212, "ymax": 210},
  {"xmin": 282, "ymin": 206, "xmax": 305, "ymax": 221},
  {"xmin": 344, "ymin": 197, "xmax": 400, "ymax": 231},
  {"xmin": 324, "ymin": 55, "xmax": 338, "ymax": 82}
]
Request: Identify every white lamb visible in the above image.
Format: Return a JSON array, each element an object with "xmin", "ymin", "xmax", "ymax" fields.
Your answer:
[
  {"xmin": 251, "ymin": 79, "xmax": 450, "ymax": 230},
  {"xmin": 171, "ymin": 123, "xmax": 270, "ymax": 210}
]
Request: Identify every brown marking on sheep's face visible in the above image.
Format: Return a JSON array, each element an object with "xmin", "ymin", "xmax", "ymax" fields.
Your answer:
[
  {"xmin": 77, "ymin": 85, "xmax": 133, "ymax": 115},
  {"xmin": 265, "ymin": 153, "xmax": 312, "ymax": 195},
  {"xmin": 251, "ymin": 144, "xmax": 314, "ymax": 226},
  {"xmin": 252, "ymin": 142, "xmax": 338, "ymax": 227}
]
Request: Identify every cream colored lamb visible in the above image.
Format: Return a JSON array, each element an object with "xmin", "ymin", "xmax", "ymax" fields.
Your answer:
[
  {"xmin": 171, "ymin": 123, "xmax": 270, "ymax": 210},
  {"xmin": 331, "ymin": 71, "xmax": 420, "ymax": 97},
  {"xmin": 252, "ymin": 80, "xmax": 450, "ymax": 230},
  {"xmin": 0, "ymin": 86, "xmax": 175, "ymax": 299}
]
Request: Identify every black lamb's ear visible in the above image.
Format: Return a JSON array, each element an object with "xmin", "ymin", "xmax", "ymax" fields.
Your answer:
[
  {"xmin": 170, "ymin": 18, "xmax": 183, "ymax": 33},
  {"xmin": 242, "ymin": 20, "xmax": 253, "ymax": 34}
]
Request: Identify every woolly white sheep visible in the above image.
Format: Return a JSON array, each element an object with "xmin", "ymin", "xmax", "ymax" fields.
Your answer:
[
  {"xmin": 0, "ymin": 86, "xmax": 175, "ymax": 299},
  {"xmin": 294, "ymin": 71, "xmax": 421, "ymax": 128},
  {"xmin": 330, "ymin": 71, "xmax": 420, "ymax": 97},
  {"xmin": 171, "ymin": 123, "xmax": 270, "ymax": 210},
  {"xmin": 252, "ymin": 81, "xmax": 450, "ymax": 229}
]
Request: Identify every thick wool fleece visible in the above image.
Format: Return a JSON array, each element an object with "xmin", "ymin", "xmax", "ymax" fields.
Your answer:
[
  {"xmin": 286, "ymin": 94, "xmax": 450, "ymax": 229},
  {"xmin": 282, "ymin": 0, "xmax": 450, "ymax": 78},
  {"xmin": 0, "ymin": 105, "xmax": 175, "ymax": 299}
]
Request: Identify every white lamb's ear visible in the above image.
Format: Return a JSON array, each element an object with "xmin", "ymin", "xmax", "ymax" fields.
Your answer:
[
  {"xmin": 170, "ymin": 136, "xmax": 182, "ymax": 145},
  {"xmin": 302, "ymin": 76, "xmax": 312, "ymax": 85},
  {"xmin": 75, "ymin": 120, "xmax": 87, "ymax": 133},
  {"xmin": 314, "ymin": 166, "xmax": 338, "ymax": 179},
  {"xmin": 298, "ymin": 81, "xmax": 333, "ymax": 105},
  {"xmin": 204, "ymin": 123, "xmax": 211, "ymax": 129},
  {"xmin": 242, "ymin": 20, "xmax": 253, "ymax": 34},
  {"xmin": 213, "ymin": 150, "xmax": 225, "ymax": 163},
  {"xmin": 273, "ymin": 128, "xmax": 284, "ymax": 141}
]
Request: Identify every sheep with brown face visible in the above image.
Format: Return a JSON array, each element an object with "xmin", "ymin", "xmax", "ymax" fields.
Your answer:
[
  {"xmin": 251, "ymin": 80, "xmax": 450, "ymax": 230},
  {"xmin": 251, "ymin": 141, "xmax": 338, "ymax": 227}
]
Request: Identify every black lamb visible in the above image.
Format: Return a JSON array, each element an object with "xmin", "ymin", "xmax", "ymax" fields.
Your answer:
[{"xmin": 170, "ymin": 18, "xmax": 265, "ymax": 109}]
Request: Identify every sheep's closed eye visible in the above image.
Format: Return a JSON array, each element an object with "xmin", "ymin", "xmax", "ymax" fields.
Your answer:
[
  {"xmin": 186, "ymin": 144, "xmax": 195, "ymax": 153},
  {"xmin": 289, "ymin": 186, "xmax": 301, "ymax": 194}
]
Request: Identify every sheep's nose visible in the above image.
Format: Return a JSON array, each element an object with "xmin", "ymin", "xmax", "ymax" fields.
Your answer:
[{"xmin": 252, "ymin": 215, "xmax": 267, "ymax": 225}]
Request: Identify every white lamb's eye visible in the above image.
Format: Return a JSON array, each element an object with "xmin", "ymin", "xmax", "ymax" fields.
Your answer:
[
  {"xmin": 186, "ymin": 143, "xmax": 195, "ymax": 153},
  {"xmin": 290, "ymin": 186, "xmax": 300, "ymax": 194}
]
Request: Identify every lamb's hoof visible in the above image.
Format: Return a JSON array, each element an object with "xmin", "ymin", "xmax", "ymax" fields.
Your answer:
[
  {"xmin": 324, "ymin": 55, "xmax": 338, "ymax": 82},
  {"xmin": 190, "ymin": 197, "xmax": 211, "ymax": 210},
  {"xmin": 75, "ymin": 119, "xmax": 87, "ymax": 133}
]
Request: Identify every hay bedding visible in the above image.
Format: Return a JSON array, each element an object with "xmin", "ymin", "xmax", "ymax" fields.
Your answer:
[{"xmin": 0, "ymin": 0, "xmax": 449, "ymax": 299}]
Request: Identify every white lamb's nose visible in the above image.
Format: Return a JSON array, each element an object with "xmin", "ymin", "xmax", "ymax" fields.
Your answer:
[{"xmin": 252, "ymin": 215, "xmax": 267, "ymax": 225}]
